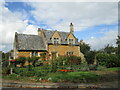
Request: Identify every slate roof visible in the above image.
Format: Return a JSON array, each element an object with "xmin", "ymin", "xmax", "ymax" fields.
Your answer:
[
  {"xmin": 58, "ymin": 32, "xmax": 69, "ymax": 41},
  {"xmin": 43, "ymin": 30, "xmax": 70, "ymax": 44},
  {"xmin": 16, "ymin": 34, "xmax": 47, "ymax": 50},
  {"xmin": 43, "ymin": 30, "xmax": 55, "ymax": 40},
  {"xmin": 15, "ymin": 29, "xmax": 79, "ymax": 51}
]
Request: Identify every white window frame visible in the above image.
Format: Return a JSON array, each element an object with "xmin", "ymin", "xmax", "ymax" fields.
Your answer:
[
  {"xmin": 54, "ymin": 38, "xmax": 59, "ymax": 44},
  {"xmin": 69, "ymin": 39, "xmax": 74, "ymax": 45},
  {"xmin": 32, "ymin": 52, "xmax": 38, "ymax": 57}
]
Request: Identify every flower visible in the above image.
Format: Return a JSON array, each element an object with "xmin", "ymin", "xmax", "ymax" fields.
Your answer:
[
  {"xmin": 57, "ymin": 69, "xmax": 73, "ymax": 72},
  {"xmin": 8, "ymin": 59, "xmax": 16, "ymax": 62},
  {"xmin": 11, "ymin": 60, "xmax": 16, "ymax": 62},
  {"xmin": 8, "ymin": 60, "xmax": 11, "ymax": 61}
]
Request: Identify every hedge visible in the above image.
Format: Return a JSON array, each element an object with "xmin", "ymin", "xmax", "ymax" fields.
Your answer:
[{"xmin": 96, "ymin": 53, "xmax": 120, "ymax": 68}]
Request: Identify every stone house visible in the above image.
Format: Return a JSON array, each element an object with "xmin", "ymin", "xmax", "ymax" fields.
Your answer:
[{"xmin": 13, "ymin": 23, "xmax": 85, "ymax": 62}]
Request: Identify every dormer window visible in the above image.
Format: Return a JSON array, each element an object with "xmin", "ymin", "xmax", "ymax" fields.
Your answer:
[
  {"xmin": 54, "ymin": 38, "xmax": 59, "ymax": 44},
  {"xmin": 69, "ymin": 39, "xmax": 74, "ymax": 44}
]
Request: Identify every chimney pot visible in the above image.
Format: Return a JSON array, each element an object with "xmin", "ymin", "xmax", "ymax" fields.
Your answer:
[{"xmin": 38, "ymin": 28, "xmax": 42, "ymax": 31}]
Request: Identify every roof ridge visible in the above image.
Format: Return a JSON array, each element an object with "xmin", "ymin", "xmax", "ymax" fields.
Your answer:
[
  {"xmin": 43, "ymin": 29, "xmax": 69, "ymax": 33},
  {"xmin": 17, "ymin": 33, "xmax": 38, "ymax": 36}
]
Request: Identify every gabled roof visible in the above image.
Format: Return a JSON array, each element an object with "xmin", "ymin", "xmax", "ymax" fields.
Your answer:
[
  {"xmin": 43, "ymin": 30, "xmax": 55, "ymax": 40},
  {"xmin": 15, "ymin": 29, "xmax": 79, "ymax": 51},
  {"xmin": 58, "ymin": 31, "xmax": 69, "ymax": 41},
  {"xmin": 16, "ymin": 33, "xmax": 47, "ymax": 51},
  {"xmin": 43, "ymin": 30, "xmax": 69, "ymax": 42}
]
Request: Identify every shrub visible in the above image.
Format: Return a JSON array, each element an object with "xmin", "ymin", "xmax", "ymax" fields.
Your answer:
[
  {"xmin": 35, "ymin": 60, "xmax": 43, "ymax": 66},
  {"xmin": 2, "ymin": 59, "xmax": 9, "ymax": 67},
  {"xmin": 96, "ymin": 65, "xmax": 107, "ymax": 71},
  {"xmin": 88, "ymin": 64, "xmax": 97, "ymax": 71},
  {"xmin": 14, "ymin": 67, "xmax": 28, "ymax": 76},
  {"xmin": 96, "ymin": 53, "xmax": 120, "ymax": 68},
  {"xmin": 6, "ymin": 73, "xmax": 20, "ymax": 80},
  {"xmin": 28, "ymin": 56, "xmax": 40, "ymax": 67},
  {"xmin": 15, "ymin": 56, "xmax": 26, "ymax": 67},
  {"xmin": 53, "ymin": 55, "xmax": 81, "ymax": 66},
  {"xmin": 2, "ymin": 67, "xmax": 10, "ymax": 75},
  {"xmin": 84, "ymin": 51, "xmax": 96, "ymax": 64},
  {"xmin": 14, "ymin": 66, "xmax": 51, "ymax": 77},
  {"xmin": 78, "ymin": 62, "xmax": 89, "ymax": 71}
]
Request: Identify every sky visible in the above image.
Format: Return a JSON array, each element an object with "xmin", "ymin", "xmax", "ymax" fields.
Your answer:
[{"xmin": 0, "ymin": 0, "xmax": 119, "ymax": 52}]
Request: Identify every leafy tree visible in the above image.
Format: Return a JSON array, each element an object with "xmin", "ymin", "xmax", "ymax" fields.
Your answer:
[
  {"xmin": 84, "ymin": 51, "xmax": 96, "ymax": 64},
  {"xmin": 116, "ymin": 35, "xmax": 120, "ymax": 54},
  {"xmin": 96, "ymin": 53, "xmax": 120, "ymax": 67},
  {"xmin": 2, "ymin": 52, "xmax": 5, "ymax": 59},
  {"xmin": 104, "ymin": 44, "xmax": 116, "ymax": 54},
  {"xmin": 79, "ymin": 42, "xmax": 90, "ymax": 55}
]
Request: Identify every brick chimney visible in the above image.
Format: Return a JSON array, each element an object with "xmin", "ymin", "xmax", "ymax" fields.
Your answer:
[
  {"xmin": 70, "ymin": 22, "xmax": 74, "ymax": 34},
  {"xmin": 38, "ymin": 28, "xmax": 43, "ymax": 36},
  {"xmin": 80, "ymin": 40, "xmax": 84, "ymax": 45}
]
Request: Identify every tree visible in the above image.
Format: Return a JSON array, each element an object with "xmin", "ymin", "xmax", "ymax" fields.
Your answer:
[
  {"xmin": 2, "ymin": 52, "xmax": 5, "ymax": 59},
  {"xmin": 79, "ymin": 41, "xmax": 90, "ymax": 55},
  {"xmin": 116, "ymin": 35, "xmax": 120, "ymax": 54},
  {"xmin": 104, "ymin": 44, "xmax": 117, "ymax": 54},
  {"xmin": 84, "ymin": 51, "xmax": 96, "ymax": 64}
]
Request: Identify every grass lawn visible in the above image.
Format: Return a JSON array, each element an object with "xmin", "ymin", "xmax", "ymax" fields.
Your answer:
[{"xmin": 103, "ymin": 67, "xmax": 120, "ymax": 71}]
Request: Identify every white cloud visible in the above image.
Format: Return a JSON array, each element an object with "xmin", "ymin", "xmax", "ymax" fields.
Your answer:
[
  {"xmin": 26, "ymin": 2, "xmax": 118, "ymax": 51},
  {"xmin": 0, "ymin": 1, "xmax": 38, "ymax": 52},
  {"xmin": 6, "ymin": 0, "xmax": 119, "ymax": 2},
  {"xmin": 23, "ymin": 24, "xmax": 38, "ymax": 35},
  {"xmin": 27, "ymin": 2, "xmax": 118, "ymax": 31},
  {"xmin": 85, "ymin": 29, "xmax": 118, "ymax": 50},
  {"xmin": 0, "ymin": 1, "xmax": 118, "ymax": 52}
]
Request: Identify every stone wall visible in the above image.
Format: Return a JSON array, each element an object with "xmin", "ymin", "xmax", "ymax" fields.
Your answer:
[
  {"xmin": 18, "ymin": 51, "xmax": 31, "ymax": 57},
  {"xmin": 48, "ymin": 45, "xmax": 80, "ymax": 56}
]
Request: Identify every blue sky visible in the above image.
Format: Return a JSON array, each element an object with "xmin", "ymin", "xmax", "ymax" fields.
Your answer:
[{"xmin": 0, "ymin": 1, "xmax": 118, "ymax": 52}]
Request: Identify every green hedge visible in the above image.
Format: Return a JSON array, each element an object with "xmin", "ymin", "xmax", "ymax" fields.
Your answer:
[
  {"xmin": 96, "ymin": 53, "xmax": 120, "ymax": 68},
  {"xmin": 14, "ymin": 66, "xmax": 51, "ymax": 77}
]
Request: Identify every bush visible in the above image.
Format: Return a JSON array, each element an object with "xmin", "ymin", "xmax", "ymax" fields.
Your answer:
[
  {"xmin": 53, "ymin": 55, "xmax": 81, "ymax": 66},
  {"xmin": 96, "ymin": 53, "xmax": 120, "ymax": 68},
  {"xmin": 6, "ymin": 73, "xmax": 20, "ymax": 80},
  {"xmin": 88, "ymin": 64, "xmax": 97, "ymax": 71},
  {"xmin": 35, "ymin": 60, "xmax": 43, "ymax": 66},
  {"xmin": 2, "ymin": 59, "xmax": 9, "ymax": 67},
  {"xmin": 28, "ymin": 56, "xmax": 40, "ymax": 67},
  {"xmin": 84, "ymin": 51, "xmax": 96, "ymax": 64},
  {"xmin": 14, "ymin": 67, "xmax": 28, "ymax": 76},
  {"xmin": 2, "ymin": 67, "xmax": 10, "ymax": 75},
  {"xmin": 14, "ymin": 66, "xmax": 51, "ymax": 77},
  {"xmin": 78, "ymin": 62, "xmax": 89, "ymax": 71},
  {"xmin": 96, "ymin": 65, "xmax": 107, "ymax": 71},
  {"xmin": 15, "ymin": 56, "xmax": 26, "ymax": 67}
]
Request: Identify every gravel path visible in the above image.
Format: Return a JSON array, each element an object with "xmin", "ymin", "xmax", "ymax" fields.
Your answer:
[{"xmin": 1, "ymin": 79, "xmax": 119, "ymax": 88}]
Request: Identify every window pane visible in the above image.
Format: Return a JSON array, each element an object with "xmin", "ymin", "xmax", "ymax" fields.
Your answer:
[
  {"xmin": 69, "ymin": 39, "xmax": 73, "ymax": 44},
  {"xmin": 54, "ymin": 38, "xmax": 59, "ymax": 44}
]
